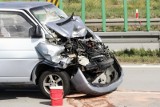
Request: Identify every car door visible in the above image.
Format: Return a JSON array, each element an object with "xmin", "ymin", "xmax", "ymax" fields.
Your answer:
[{"xmin": 0, "ymin": 11, "xmax": 44, "ymax": 82}]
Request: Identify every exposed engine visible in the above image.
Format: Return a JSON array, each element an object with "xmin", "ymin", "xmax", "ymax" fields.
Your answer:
[{"xmin": 63, "ymin": 38, "xmax": 119, "ymax": 86}]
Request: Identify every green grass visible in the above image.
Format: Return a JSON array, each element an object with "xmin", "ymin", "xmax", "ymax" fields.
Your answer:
[
  {"xmin": 114, "ymin": 48, "xmax": 160, "ymax": 64},
  {"xmin": 117, "ymin": 56, "xmax": 160, "ymax": 64}
]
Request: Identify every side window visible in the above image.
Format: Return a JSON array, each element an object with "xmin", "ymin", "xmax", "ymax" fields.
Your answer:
[{"xmin": 0, "ymin": 12, "xmax": 33, "ymax": 38}]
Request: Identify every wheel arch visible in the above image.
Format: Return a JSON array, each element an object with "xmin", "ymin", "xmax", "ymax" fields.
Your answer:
[{"xmin": 31, "ymin": 61, "xmax": 59, "ymax": 85}]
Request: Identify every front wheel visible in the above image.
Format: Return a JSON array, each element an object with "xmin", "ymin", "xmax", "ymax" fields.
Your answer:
[{"xmin": 38, "ymin": 70, "xmax": 70, "ymax": 98}]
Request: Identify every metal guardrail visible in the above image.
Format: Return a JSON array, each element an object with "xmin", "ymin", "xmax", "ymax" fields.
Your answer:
[
  {"xmin": 95, "ymin": 31, "xmax": 160, "ymax": 43},
  {"xmin": 86, "ymin": 18, "xmax": 160, "ymax": 26}
]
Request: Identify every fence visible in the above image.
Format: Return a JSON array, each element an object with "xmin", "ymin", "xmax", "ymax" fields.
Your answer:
[{"xmin": 81, "ymin": 0, "xmax": 151, "ymax": 32}]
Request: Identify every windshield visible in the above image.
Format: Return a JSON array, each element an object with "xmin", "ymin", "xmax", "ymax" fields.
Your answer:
[{"xmin": 31, "ymin": 5, "xmax": 68, "ymax": 25}]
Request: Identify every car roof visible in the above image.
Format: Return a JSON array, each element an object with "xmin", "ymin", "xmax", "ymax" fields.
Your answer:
[{"xmin": 0, "ymin": 1, "xmax": 52, "ymax": 10}]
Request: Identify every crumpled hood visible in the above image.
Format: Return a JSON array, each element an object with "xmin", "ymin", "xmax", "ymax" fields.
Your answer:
[{"xmin": 46, "ymin": 16, "xmax": 87, "ymax": 38}]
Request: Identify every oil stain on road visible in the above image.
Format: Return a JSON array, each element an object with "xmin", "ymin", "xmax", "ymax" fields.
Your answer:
[{"xmin": 66, "ymin": 90, "xmax": 160, "ymax": 107}]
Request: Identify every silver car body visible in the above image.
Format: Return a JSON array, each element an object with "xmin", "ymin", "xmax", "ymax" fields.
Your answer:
[{"xmin": 0, "ymin": 2, "xmax": 123, "ymax": 96}]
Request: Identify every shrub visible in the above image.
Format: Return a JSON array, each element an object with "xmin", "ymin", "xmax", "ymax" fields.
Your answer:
[{"xmin": 114, "ymin": 48, "xmax": 160, "ymax": 57}]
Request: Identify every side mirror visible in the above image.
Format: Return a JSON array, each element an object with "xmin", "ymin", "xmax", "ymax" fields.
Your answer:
[{"xmin": 29, "ymin": 25, "xmax": 42, "ymax": 38}]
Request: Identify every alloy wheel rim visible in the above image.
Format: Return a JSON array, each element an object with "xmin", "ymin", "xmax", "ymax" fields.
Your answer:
[{"xmin": 43, "ymin": 74, "xmax": 63, "ymax": 94}]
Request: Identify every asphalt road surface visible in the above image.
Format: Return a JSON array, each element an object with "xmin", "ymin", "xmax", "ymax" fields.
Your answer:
[
  {"xmin": 105, "ymin": 43, "xmax": 159, "ymax": 51},
  {"xmin": 0, "ymin": 64, "xmax": 160, "ymax": 107},
  {"xmin": 120, "ymin": 64, "xmax": 160, "ymax": 92}
]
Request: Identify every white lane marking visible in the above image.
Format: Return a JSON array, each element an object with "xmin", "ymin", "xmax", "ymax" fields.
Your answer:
[{"xmin": 122, "ymin": 64, "xmax": 160, "ymax": 68}]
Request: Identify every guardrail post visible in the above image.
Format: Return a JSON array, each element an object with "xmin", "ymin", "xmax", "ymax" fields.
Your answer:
[
  {"xmin": 101, "ymin": 0, "xmax": 106, "ymax": 32},
  {"xmin": 81, "ymin": 0, "xmax": 86, "ymax": 23},
  {"xmin": 146, "ymin": 0, "xmax": 150, "ymax": 31},
  {"xmin": 59, "ymin": 0, "xmax": 63, "ymax": 10},
  {"xmin": 123, "ymin": 0, "xmax": 128, "ymax": 32},
  {"xmin": 159, "ymin": 36, "xmax": 160, "ymax": 51}
]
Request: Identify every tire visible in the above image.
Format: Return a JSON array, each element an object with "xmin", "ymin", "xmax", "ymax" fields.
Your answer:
[{"xmin": 38, "ymin": 70, "xmax": 70, "ymax": 98}]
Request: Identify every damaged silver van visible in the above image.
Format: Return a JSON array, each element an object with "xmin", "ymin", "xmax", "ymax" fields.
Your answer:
[{"xmin": 0, "ymin": 1, "xmax": 123, "ymax": 98}]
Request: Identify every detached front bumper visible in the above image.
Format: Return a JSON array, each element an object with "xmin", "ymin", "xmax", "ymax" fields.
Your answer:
[{"xmin": 71, "ymin": 68, "xmax": 123, "ymax": 95}]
